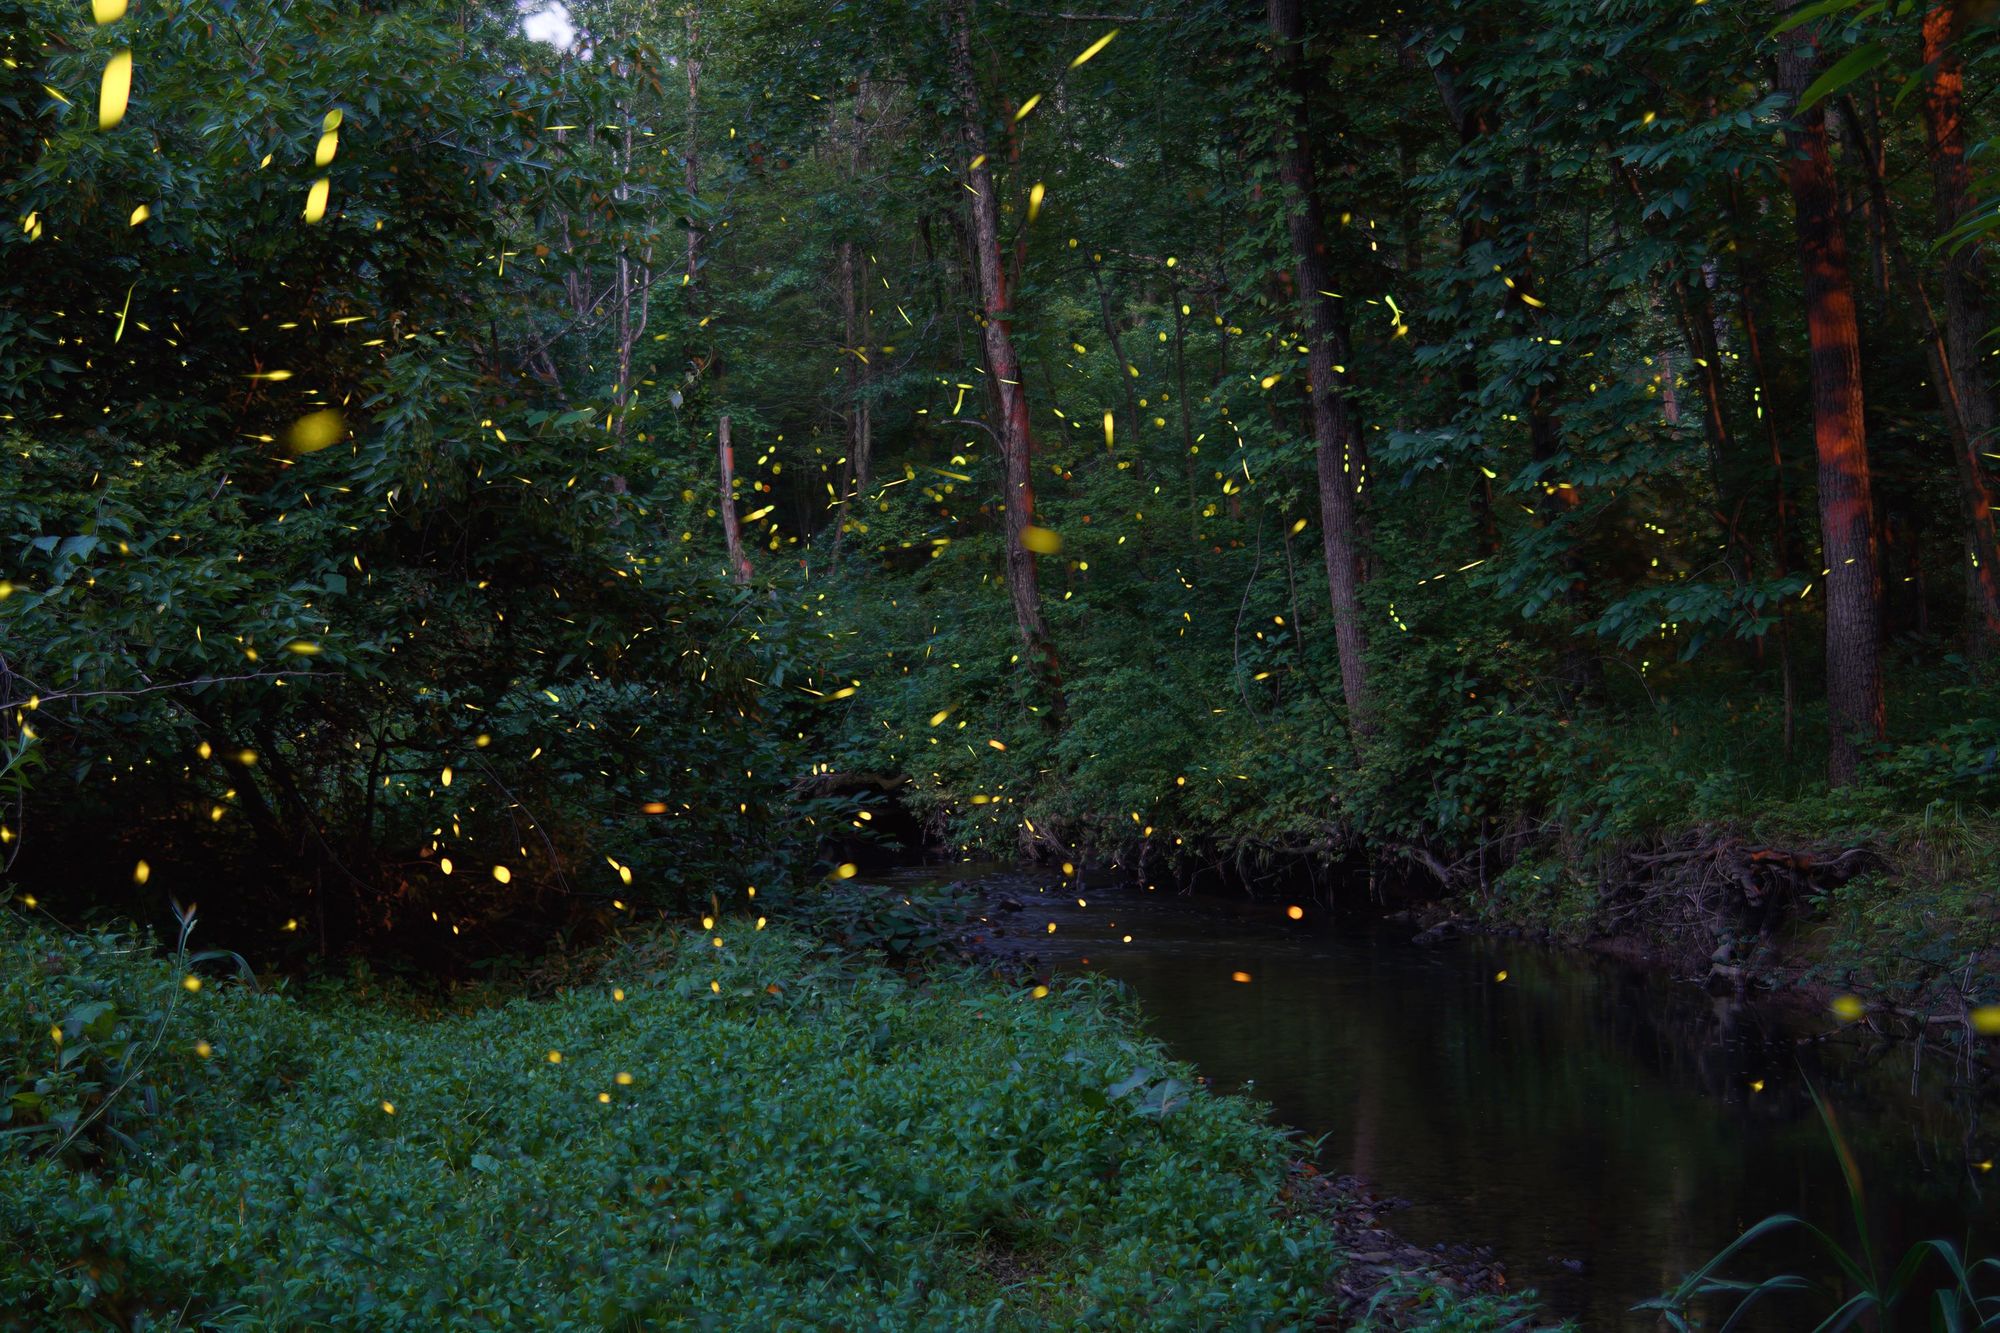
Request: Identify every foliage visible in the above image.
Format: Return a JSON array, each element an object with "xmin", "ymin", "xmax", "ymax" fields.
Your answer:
[
  {"xmin": 0, "ymin": 0, "xmax": 847, "ymax": 959},
  {"xmin": 0, "ymin": 901, "xmax": 262, "ymax": 1164},
  {"xmin": 681, "ymin": 0, "xmax": 2000, "ymax": 925},
  {"xmin": 0, "ymin": 910, "xmax": 1361, "ymax": 1329},
  {"xmin": 776, "ymin": 877, "xmax": 982, "ymax": 968},
  {"xmin": 1804, "ymin": 863, "xmax": 2000, "ymax": 1003},
  {"xmin": 1637, "ymin": 1086, "xmax": 2000, "ymax": 1330},
  {"xmin": 8, "ymin": 0, "xmax": 2000, "ymax": 955},
  {"xmin": 1356, "ymin": 1277, "xmax": 1559, "ymax": 1333},
  {"xmin": 4, "ymin": 0, "xmax": 1999, "ymax": 1324}
]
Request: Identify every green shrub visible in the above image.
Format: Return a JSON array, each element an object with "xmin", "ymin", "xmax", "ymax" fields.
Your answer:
[
  {"xmin": 1, "ymin": 904, "xmax": 292, "ymax": 1167},
  {"xmin": 2, "ymin": 910, "xmax": 1347, "ymax": 1330},
  {"xmin": 777, "ymin": 878, "xmax": 982, "ymax": 968}
]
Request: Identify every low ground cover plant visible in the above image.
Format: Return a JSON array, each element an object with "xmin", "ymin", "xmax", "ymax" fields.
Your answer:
[{"xmin": 3, "ymin": 911, "xmax": 1345, "ymax": 1330}]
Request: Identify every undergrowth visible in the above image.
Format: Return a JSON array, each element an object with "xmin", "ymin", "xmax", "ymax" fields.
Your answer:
[{"xmin": 0, "ymin": 906, "xmax": 1541, "ymax": 1330}]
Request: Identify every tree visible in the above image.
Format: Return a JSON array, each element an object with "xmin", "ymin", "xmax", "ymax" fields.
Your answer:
[
  {"xmin": 1266, "ymin": 0, "xmax": 1373, "ymax": 738},
  {"xmin": 1917, "ymin": 2, "xmax": 2000, "ymax": 648},
  {"xmin": 946, "ymin": 0, "xmax": 1061, "ymax": 713},
  {"xmin": 1776, "ymin": 8, "xmax": 1885, "ymax": 784},
  {"xmin": 0, "ymin": 0, "xmax": 818, "ymax": 950}
]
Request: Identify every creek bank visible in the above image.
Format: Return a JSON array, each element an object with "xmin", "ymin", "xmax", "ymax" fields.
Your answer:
[
  {"xmin": 908, "ymin": 804, "xmax": 1997, "ymax": 1052},
  {"xmin": 4, "ymin": 915, "xmax": 1360, "ymax": 1328},
  {"xmin": 919, "ymin": 877, "xmax": 1561, "ymax": 1331},
  {"xmin": 870, "ymin": 856, "xmax": 2000, "ymax": 1329},
  {"xmin": 1001, "ymin": 812, "xmax": 1995, "ymax": 1033},
  {"xmin": 1279, "ymin": 1165, "xmax": 1562, "ymax": 1331},
  {"xmin": 1399, "ymin": 828, "xmax": 1998, "ymax": 1051}
]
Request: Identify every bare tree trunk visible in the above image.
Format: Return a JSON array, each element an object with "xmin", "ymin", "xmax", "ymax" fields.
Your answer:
[
  {"xmin": 613, "ymin": 120, "xmax": 651, "ymax": 443},
  {"xmin": 683, "ymin": 5, "xmax": 702, "ymax": 287},
  {"xmin": 827, "ymin": 233, "xmax": 873, "ymax": 573},
  {"xmin": 1089, "ymin": 258, "xmax": 1140, "ymax": 433},
  {"xmin": 838, "ymin": 237, "xmax": 858, "ymax": 466},
  {"xmin": 947, "ymin": 0, "xmax": 1061, "ymax": 709},
  {"xmin": 848, "ymin": 83, "xmax": 875, "ymax": 497},
  {"xmin": 1650, "ymin": 259, "xmax": 1756, "ymax": 660},
  {"xmin": 1856, "ymin": 90, "xmax": 1890, "ymax": 296},
  {"xmin": 718, "ymin": 415, "xmax": 751, "ymax": 584},
  {"xmin": 857, "ymin": 249, "xmax": 874, "ymax": 494},
  {"xmin": 1658, "ymin": 346, "xmax": 1682, "ymax": 427},
  {"xmin": 1838, "ymin": 93, "xmax": 2000, "ymax": 651},
  {"xmin": 1727, "ymin": 181, "xmax": 1800, "ymax": 757},
  {"xmin": 1919, "ymin": 3, "xmax": 2000, "ymax": 648},
  {"xmin": 1268, "ymin": 0, "xmax": 1372, "ymax": 737},
  {"xmin": 1171, "ymin": 271, "xmax": 1194, "ymax": 464},
  {"xmin": 1777, "ymin": 9, "xmax": 1885, "ymax": 785}
]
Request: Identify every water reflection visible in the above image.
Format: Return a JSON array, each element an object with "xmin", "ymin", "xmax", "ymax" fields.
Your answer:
[{"xmin": 906, "ymin": 865, "xmax": 1996, "ymax": 1330}]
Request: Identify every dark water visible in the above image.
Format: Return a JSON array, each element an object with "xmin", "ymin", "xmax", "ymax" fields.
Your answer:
[{"xmin": 898, "ymin": 864, "xmax": 1999, "ymax": 1330}]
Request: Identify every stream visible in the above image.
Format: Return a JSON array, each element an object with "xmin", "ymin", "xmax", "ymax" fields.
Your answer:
[{"xmin": 893, "ymin": 863, "xmax": 1999, "ymax": 1330}]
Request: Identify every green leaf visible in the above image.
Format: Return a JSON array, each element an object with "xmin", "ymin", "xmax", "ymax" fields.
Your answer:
[
  {"xmin": 1105, "ymin": 1068, "xmax": 1150, "ymax": 1099},
  {"xmin": 1769, "ymin": 0, "xmax": 1877, "ymax": 37},
  {"xmin": 1794, "ymin": 42, "xmax": 1891, "ymax": 114},
  {"xmin": 62, "ymin": 1000, "xmax": 115, "ymax": 1034}
]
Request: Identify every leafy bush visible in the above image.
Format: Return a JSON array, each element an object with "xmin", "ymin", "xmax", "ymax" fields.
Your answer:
[
  {"xmin": 1863, "ymin": 682, "xmax": 2000, "ymax": 808},
  {"xmin": 1803, "ymin": 866, "xmax": 2000, "ymax": 1003},
  {"xmin": 1, "ymin": 910, "xmax": 1346, "ymax": 1329},
  {"xmin": 2, "ymin": 906, "xmax": 304, "ymax": 1165},
  {"xmin": 0, "ymin": 0, "xmax": 843, "ymax": 956},
  {"xmin": 778, "ymin": 878, "xmax": 982, "ymax": 967}
]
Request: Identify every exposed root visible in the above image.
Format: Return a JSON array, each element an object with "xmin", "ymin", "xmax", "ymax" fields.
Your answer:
[{"xmin": 1599, "ymin": 827, "xmax": 1874, "ymax": 971}]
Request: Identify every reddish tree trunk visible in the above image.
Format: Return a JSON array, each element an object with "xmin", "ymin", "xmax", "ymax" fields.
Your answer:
[
  {"xmin": 1268, "ymin": 0, "xmax": 1372, "ymax": 736},
  {"xmin": 947, "ymin": 0, "xmax": 1060, "ymax": 706},
  {"xmin": 1837, "ymin": 94, "xmax": 2000, "ymax": 654},
  {"xmin": 1777, "ymin": 13, "xmax": 1885, "ymax": 785},
  {"xmin": 1919, "ymin": 3, "xmax": 2000, "ymax": 647}
]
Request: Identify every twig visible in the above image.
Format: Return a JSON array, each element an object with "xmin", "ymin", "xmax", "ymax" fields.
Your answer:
[{"xmin": 0, "ymin": 670, "xmax": 327, "ymax": 712}]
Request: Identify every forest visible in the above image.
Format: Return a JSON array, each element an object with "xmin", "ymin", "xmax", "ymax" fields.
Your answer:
[{"xmin": 4, "ymin": 0, "xmax": 2000, "ymax": 1326}]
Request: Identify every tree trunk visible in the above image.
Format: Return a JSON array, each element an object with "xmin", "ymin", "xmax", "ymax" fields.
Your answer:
[
  {"xmin": 1268, "ymin": 0, "xmax": 1372, "ymax": 736},
  {"xmin": 1726, "ymin": 179, "xmax": 1800, "ymax": 756},
  {"xmin": 946, "ymin": 0, "xmax": 1061, "ymax": 707},
  {"xmin": 1919, "ymin": 3, "xmax": 2000, "ymax": 648},
  {"xmin": 1776, "ymin": 10, "xmax": 1885, "ymax": 785},
  {"xmin": 718, "ymin": 415, "xmax": 752, "ymax": 584},
  {"xmin": 683, "ymin": 5, "xmax": 703, "ymax": 287},
  {"xmin": 857, "ymin": 250, "xmax": 874, "ymax": 494},
  {"xmin": 844, "ymin": 85, "xmax": 875, "ymax": 498},
  {"xmin": 838, "ymin": 237, "xmax": 858, "ymax": 485},
  {"xmin": 1089, "ymin": 258, "xmax": 1141, "ymax": 433},
  {"xmin": 1661, "ymin": 269, "xmax": 1746, "ymax": 577},
  {"xmin": 612, "ymin": 119, "xmax": 651, "ymax": 443},
  {"xmin": 1836, "ymin": 94, "xmax": 2000, "ymax": 653}
]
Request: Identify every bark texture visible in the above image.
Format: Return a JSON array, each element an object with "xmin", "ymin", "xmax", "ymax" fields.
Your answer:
[
  {"xmin": 1919, "ymin": 3, "xmax": 2000, "ymax": 646},
  {"xmin": 718, "ymin": 414, "xmax": 752, "ymax": 585},
  {"xmin": 1268, "ymin": 0, "xmax": 1373, "ymax": 735},
  {"xmin": 1776, "ymin": 12, "xmax": 1884, "ymax": 785},
  {"xmin": 947, "ymin": 0, "xmax": 1060, "ymax": 705}
]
